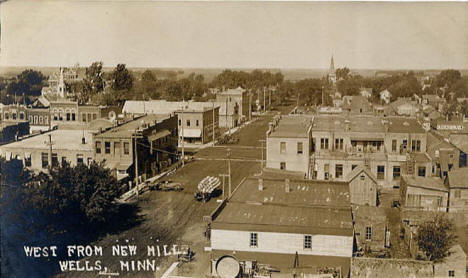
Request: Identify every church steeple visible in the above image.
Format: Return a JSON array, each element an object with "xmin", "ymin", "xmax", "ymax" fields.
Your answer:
[
  {"xmin": 328, "ymin": 55, "xmax": 336, "ymax": 85},
  {"xmin": 330, "ymin": 55, "xmax": 335, "ymax": 72}
]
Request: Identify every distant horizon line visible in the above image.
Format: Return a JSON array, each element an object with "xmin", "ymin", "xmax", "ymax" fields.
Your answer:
[{"xmin": 1, "ymin": 65, "xmax": 467, "ymax": 72}]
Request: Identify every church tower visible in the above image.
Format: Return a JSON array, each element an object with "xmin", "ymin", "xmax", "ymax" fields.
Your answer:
[{"xmin": 328, "ymin": 55, "xmax": 336, "ymax": 85}]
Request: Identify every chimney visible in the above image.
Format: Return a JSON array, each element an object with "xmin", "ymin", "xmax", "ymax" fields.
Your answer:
[
  {"xmin": 258, "ymin": 178, "xmax": 264, "ymax": 191},
  {"xmin": 82, "ymin": 136, "xmax": 86, "ymax": 144},
  {"xmin": 285, "ymin": 179, "xmax": 290, "ymax": 193}
]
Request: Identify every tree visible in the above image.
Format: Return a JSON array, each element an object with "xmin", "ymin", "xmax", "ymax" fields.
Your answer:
[
  {"xmin": 416, "ymin": 215, "xmax": 457, "ymax": 261},
  {"xmin": 336, "ymin": 67, "xmax": 350, "ymax": 81},
  {"xmin": 141, "ymin": 69, "xmax": 157, "ymax": 82},
  {"xmin": 435, "ymin": 69, "xmax": 462, "ymax": 88},
  {"xmin": 6, "ymin": 69, "xmax": 45, "ymax": 97},
  {"xmin": 111, "ymin": 64, "xmax": 133, "ymax": 91}
]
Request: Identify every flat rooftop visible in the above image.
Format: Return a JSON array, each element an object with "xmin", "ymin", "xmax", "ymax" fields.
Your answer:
[
  {"xmin": 213, "ymin": 176, "xmax": 353, "ymax": 236},
  {"xmin": 0, "ymin": 130, "xmax": 93, "ymax": 152},
  {"xmin": 123, "ymin": 100, "xmax": 218, "ymax": 114},
  {"xmin": 96, "ymin": 114, "xmax": 171, "ymax": 138},
  {"xmin": 268, "ymin": 116, "xmax": 312, "ymax": 138}
]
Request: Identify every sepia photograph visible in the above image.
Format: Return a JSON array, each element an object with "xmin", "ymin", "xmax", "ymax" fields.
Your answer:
[{"xmin": 1, "ymin": 1, "xmax": 468, "ymax": 277}]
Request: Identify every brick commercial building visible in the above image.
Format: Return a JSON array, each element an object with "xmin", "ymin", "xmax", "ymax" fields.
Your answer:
[
  {"xmin": 209, "ymin": 176, "xmax": 353, "ymax": 277},
  {"xmin": 266, "ymin": 114, "xmax": 432, "ymax": 189},
  {"xmin": 93, "ymin": 114, "xmax": 178, "ymax": 181},
  {"xmin": 123, "ymin": 100, "xmax": 220, "ymax": 145},
  {"xmin": 0, "ymin": 129, "xmax": 94, "ymax": 172}
]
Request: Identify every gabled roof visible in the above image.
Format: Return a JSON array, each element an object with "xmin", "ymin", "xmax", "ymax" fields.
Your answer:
[
  {"xmin": 345, "ymin": 165, "xmax": 378, "ymax": 184},
  {"xmin": 402, "ymin": 175, "xmax": 448, "ymax": 192}
]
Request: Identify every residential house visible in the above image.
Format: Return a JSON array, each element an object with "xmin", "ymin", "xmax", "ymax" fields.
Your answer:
[
  {"xmin": 359, "ymin": 88, "xmax": 372, "ymax": 99},
  {"xmin": 209, "ymin": 176, "xmax": 353, "ymax": 277},
  {"xmin": 400, "ymin": 175, "xmax": 449, "ymax": 212},
  {"xmin": 387, "ymin": 97, "xmax": 420, "ymax": 117},
  {"xmin": 379, "ymin": 89, "xmax": 392, "ymax": 104},
  {"xmin": 426, "ymin": 132, "xmax": 460, "ymax": 179},
  {"xmin": 433, "ymin": 245, "xmax": 467, "ymax": 278}
]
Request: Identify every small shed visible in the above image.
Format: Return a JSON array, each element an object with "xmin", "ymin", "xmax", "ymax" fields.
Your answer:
[{"xmin": 346, "ymin": 165, "xmax": 378, "ymax": 206}]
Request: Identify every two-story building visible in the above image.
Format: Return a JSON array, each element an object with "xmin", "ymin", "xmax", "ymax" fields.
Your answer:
[
  {"xmin": 215, "ymin": 87, "xmax": 249, "ymax": 127},
  {"xmin": 447, "ymin": 168, "xmax": 468, "ymax": 213},
  {"xmin": 209, "ymin": 176, "xmax": 353, "ymax": 277},
  {"xmin": 93, "ymin": 114, "xmax": 178, "ymax": 181},
  {"xmin": 122, "ymin": 100, "xmax": 220, "ymax": 145}
]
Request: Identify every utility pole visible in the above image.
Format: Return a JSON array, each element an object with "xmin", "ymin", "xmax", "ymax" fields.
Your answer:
[
  {"xmin": 45, "ymin": 134, "xmax": 54, "ymax": 169},
  {"xmin": 297, "ymin": 92, "xmax": 300, "ymax": 108},
  {"xmin": 134, "ymin": 129, "xmax": 139, "ymax": 196},
  {"xmin": 259, "ymin": 139, "xmax": 266, "ymax": 173},
  {"xmin": 269, "ymin": 89, "xmax": 271, "ymax": 109},
  {"xmin": 249, "ymin": 92, "xmax": 252, "ymax": 121},
  {"xmin": 219, "ymin": 173, "xmax": 229, "ymax": 200},
  {"xmin": 212, "ymin": 100, "xmax": 216, "ymax": 145},
  {"xmin": 181, "ymin": 101, "xmax": 185, "ymax": 167},
  {"xmin": 227, "ymin": 148, "xmax": 232, "ymax": 198},
  {"xmin": 321, "ymin": 86, "xmax": 324, "ymax": 106},
  {"xmin": 263, "ymin": 87, "xmax": 266, "ymax": 113}
]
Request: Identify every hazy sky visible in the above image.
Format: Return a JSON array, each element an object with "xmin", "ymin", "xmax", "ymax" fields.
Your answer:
[{"xmin": 1, "ymin": 1, "xmax": 468, "ymax": 69}]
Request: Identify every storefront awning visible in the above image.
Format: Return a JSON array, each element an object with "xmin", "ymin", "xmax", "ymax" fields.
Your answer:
[
  {"xmin": 148, "ymin": 129, "xmax": 171, "ymax": 141},
  {"xmin": 182, "ymin": 129, "xmax": 202, "ymax": 138}
]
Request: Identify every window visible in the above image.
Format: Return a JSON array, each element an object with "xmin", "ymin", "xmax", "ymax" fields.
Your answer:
[
  {"xmin": 76, "ymin": 154, "xmax": 84, "ymax": 164},
  {"xmin": 196, "ymin": 120, "xmax": 199, "ymax": 127},
  {"xmin": 297, "ymin": 142, "xmax": 303, "ymax": 154},
  {"xmin": 105, "ymin": 142, "xmax": 111, "ymax": 154},
  {"xmin": 114, "ymin": 142, "xmax": 121, "ymax": 155},
  {"xmin": 455, "ymin": 189, "xmax": 461, "ymax": 198},
  {"xmin": 250, "ymin": 233, "xmax": 258, "ymax": 247},
  {"xmin": 93, "ymin": 113, "xmax": 97, "ymax": 120},
  {"xmin": 82, "ymin": 114, "xmax": 87, "ymax": 122},
  {"xmin": 51, "ymin": 153, "xmax": 58, "ymax": 167},
  {"xmin": 448, "ymin": 163, "xmax": 454, "ymax": 170},
  {"xmin": 280, "ymin": 142, "xmax": 286, "ymax": 154},
  {"xmin": 186, "ymin": 120, "xmax": 190, "ymax": 127},
  {"xmin": 25, "ymin": 156, "xmax": 32, "ymax": 167},
  {"xmin": 335, "ymin": 138, "xmax": 344, "ymax": 150},
  {"xmin": 41, "ymin": 152, "xmax": 48, "ymax": 168},
  {"xmin": 12, "ymin": 113, "xmax": 16, "ymax": 120},
  {"xmin": 412, "ymin": 140, "xmax": 421, "ymax": 152},
  {"xmin": 124, "ymin": 142, "xmax": 130, "ymax": 155},
  {"xmin": 178, "ymin": 119, "xmax": 181, "ymax": 126},
  {"xmin": 392, "ymin": 140, "xmax": 397, "ymax": 152},
  {"xmin": 449, "ymin": 270, "xmax": 455, "ymax": 277},
  {"xmin": 72, "ymin": 113, "xmax": 76, "ymax": 121},
  {"xmin": 393, "ymin": 166, "xmax": 401, "ymax": 179},
  {"xmin": 335, "ymin": 164, "xmax": 343, "ymax": 178},
  {"xmin": 61, "ymin": 157, "xmax": 67, "ymax": 165},
  {"xmin": 377, "ymin": 165, "xmax": 385, "ymax": 180},
  {"xmin": 19, "ymin": 113, "xmax": 24, "ymax": 120},
  {"xmin": 418, "ymin": 167, "xmax": 426, "ymax": 177},
  {"xmin": 365, "ymin": 227, "xmax": 372, "ymax": 240},
  {"xmin": 4, "ymin": 113, "xmax": 9, "ymax": 120},
  {"xmin": 304, "ymin": 235, "xmax": 312, "ymax": 249},
  {"xmin": 280, "ymin": 162, "xmax": 286, "ymax": 170},
  {"xmin": 320, "ymin": 138, "xmax": 329, "ymax": 149},
  {"xmin": 95, "ymin": 141, "xmax": 102, "ymax": 154},
  {"xmin": 66, "ymin": 113, "xmax": 71, "ymax": 121}
]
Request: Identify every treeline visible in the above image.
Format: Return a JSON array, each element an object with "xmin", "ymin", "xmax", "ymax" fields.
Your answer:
[
  {"xmin": 0, "ymin": 70, "xmax": 46, "ymax": 104},
  {"xmin": 0, "ymin": 159, "xmax": 135, "ymax": 277}
]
